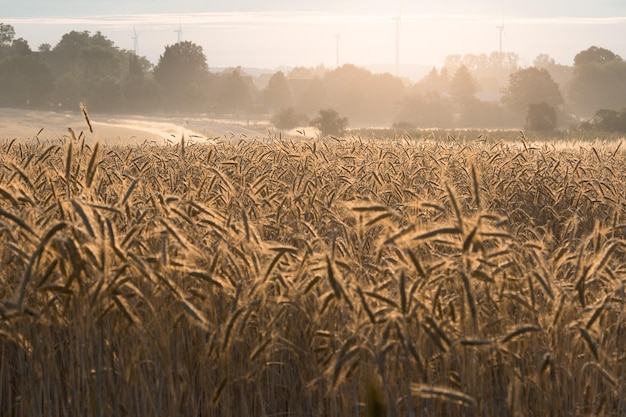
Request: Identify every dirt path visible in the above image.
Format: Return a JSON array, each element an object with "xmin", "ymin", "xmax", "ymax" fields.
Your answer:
[{"xmin": 0, "ymin": 108, "xmax": 268, "ymax": 145}]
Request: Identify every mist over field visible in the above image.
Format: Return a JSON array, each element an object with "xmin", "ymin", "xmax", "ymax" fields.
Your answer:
[
  {"xmin": 1, "ymin": 0, "xmax": 626, "ymax": 137},
  {"xmin": 1, "ymin": 17, "xmax": 625, "ymax": 137}
]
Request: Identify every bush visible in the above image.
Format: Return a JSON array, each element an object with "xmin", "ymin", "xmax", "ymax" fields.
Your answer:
[
  {"xmin": 271, "ymin": 107, "xmax": 308, "ymax": 130},
  {"xmin": 311, "ymin": 109, "xmax": 349, "ymax": 136},
  {"xmin": 525, "ymin": 102, "xmax": 557, "ymax": 131},
  {"xmin": 391, "ymin": 121, "xmax": 416, "ymax": 130},
  {"xmin": 575, "ymin": 108, "xmax": 626, "ymax": 133},
  {"xmin": 593, "ymin": 108, "xmax": 626, "ymax": 132}
]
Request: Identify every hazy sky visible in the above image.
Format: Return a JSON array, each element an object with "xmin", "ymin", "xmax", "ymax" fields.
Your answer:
[{"xmin": 3, "ymin": 0, "xmax": 626, "ymax": 74}]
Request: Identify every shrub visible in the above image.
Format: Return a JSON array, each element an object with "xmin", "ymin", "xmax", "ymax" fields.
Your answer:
[
  {"xmin": 271, "ymin": 107, "xmax": 308, "ymax": 130},
  {"xmin": 311, "ymin": 108, "xmax": 349, "ymax": 136},
  {"xmin": 525, "ymin": 101, "xmax": 557, "ymax": 131},
  {"xmin": 593, "ymin": 108, "xmax": 626, "ymax": 132}
]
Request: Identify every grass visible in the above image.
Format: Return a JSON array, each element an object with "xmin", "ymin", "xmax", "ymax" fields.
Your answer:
[{"xmin": 0, "ymin": 126, "xmax": 625, "ymax": 416}]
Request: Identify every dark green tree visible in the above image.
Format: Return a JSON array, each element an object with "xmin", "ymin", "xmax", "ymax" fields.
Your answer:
[
  {"xmin": 525, "ymin": 102, "xmax": 557, "ymax": 131},
  {"xmin": 263, "ymin": 71, "xmax": 293, "ymax": 112},
  {"xmin": 502, "ymin": 67, "xmax": 563, "ymax": 116},
  {"xmin": 592, "ymin": 108, "xmax": 626, "ymax": 132},
  {"xmin": 311, "ymin": 109, "xmax": 348, "ymax": 136},
  {"xmin": 395, "ymin": 92, "xmax": 454, "ymax": 128},
  {"xmin": 211, "ymin": 69, "xmax": 254, "ymax": 115},
  {"xmin": 569, "ymin": 46, "xmax": 626, "ymax": 116},
  {"xmin": 449, "ymin": 65, "xmax": 477, "ymax": 104},
  {"xmin": 0, "ymin": 36, "xmax": 53, "ymax": 107},
  {"xmin": 533, "ymin": 53, "xmax": 574, "ymax": 99},
  {"xmin": 154, "ymin": 41, "xmax": 209, "ymax": 110},
  {"xmin": 45, "ymin": 30, "xmax": 143, "ymax": 111},
  {"xmin": 574, "ymin": 46, "xmax": 621, "ymax": 66},
  {"xmin": 0, "ymin": 23, "xmax": 15, "ymax": 46},
  {"xmin": 122, "ymin": 53, "xmax": 160, "ymax": 112},
  {"xmin": 413, "ymin": 67, "xmax": 449, "ymax": 94}
]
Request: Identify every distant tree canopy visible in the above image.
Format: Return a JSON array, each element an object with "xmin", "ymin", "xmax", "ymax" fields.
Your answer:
[
  {"xmin": 395, "ymin": 92, "xmax": 454, "ymax": 128},
  {"xmin": 444, "ymin": 51, "xmax": 520, "ymax": 92},
  {"xmin": 35, "ymin": 30, "xmax": 155, "ymax": 111},
  {"xmin": 413, "ymin": 67, "xmax": 449, "ymax": 94},
  {"xmin": 574, "ymin": 46, "xmax": 621, "ymax": 66},
  {"xmin": 0, "ymin": 24, "xmax": 53, "ymax": 106},
  {"xmin": 569, "ymin": 46, "xmax": 626, "ymax": 117},
  {"xmin": 586, "ymin": 108, "xmax": 626, "ymax": 133},
  {"xmin": 154, "ymin": 41, "xmax": 210, "ymax": 110},
  {"xmin": 293, "ymin": 77, "xmax": 331, "ymax": 117},
  {"xmin": 320, "ymin": 64, "xmax": 403, "ymax": 125},
  {"xmin": 0, "ymin": 23, "xmax": 15, "ymax": 46},
  {"xmin": 210, "ymin": 68, "xmax": 254, "ymax": 115},
  {"xmin": 449, "ymin": 65, "xmax": 477, "ymax": 103},
  {"xmin": 263, "ymin": 71, "xmax": 293, "ymax": 112},
  {"xmin": 532, "ymin": 53, "xmax": 574, "ymax": 99},
  {"xmin": 502, "ymin": 67, "xmax": 563, "ymax": 115},
  {"xmin": 1, "ymin": 22, "xmax": 626, "ymax": 133}
]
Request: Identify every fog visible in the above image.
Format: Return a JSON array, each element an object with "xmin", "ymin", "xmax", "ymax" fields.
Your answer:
[{"xmin": 1, "ymin": 1, "xmax": 626, "ymax": 136}]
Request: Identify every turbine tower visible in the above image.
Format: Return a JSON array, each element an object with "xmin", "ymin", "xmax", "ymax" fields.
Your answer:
[
  {"xmin": 394, "ymin": 14, "xmax": 401, "ymax": 77},
  {"xmin": 175, "ymin": 23, "xmax": 183, "ymax": 43},
  {"xmin": 334, "ymin": 33, "xmax": 340, "ymax": 68},
  {"xmin": 132, "ymin": 26, "xmax": 140, "ymax": 54},
  {"xmin": 496, "ymin": 19, "xmax": 505, "ymax": 56}
]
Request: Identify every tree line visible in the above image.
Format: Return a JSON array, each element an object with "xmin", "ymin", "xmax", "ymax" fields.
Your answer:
[{"xmin": 1, "ymin": 23, "xmax": 625, "ymax": 132}]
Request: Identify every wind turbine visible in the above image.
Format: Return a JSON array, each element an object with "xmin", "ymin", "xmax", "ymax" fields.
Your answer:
[
  {"xmin": 394, "ymin": 12, "xmax": 401, "ymax": 77},
  {"xmin": 175, "ymin": 23, "xmax": 183, "ymax": 43},
  {"xmin": 496, "ymin": 18, "xmax": 505, "ymax": 56},
  {"xmin": 132, "ymin": 26, "xmax": 140, "ymax": 54},
  {"xmin": 334, "ymin": 32, "xmax": 340, "ymax": 68}
]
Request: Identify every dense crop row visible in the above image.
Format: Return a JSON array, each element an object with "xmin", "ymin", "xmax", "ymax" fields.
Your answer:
[{"xmin": 1, "ymin": 131, "xmax": 625, "ymax": 416}]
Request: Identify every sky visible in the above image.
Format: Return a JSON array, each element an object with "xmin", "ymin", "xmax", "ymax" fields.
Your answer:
[{"xmin": 3, "ymin": 0, "xmax": 626, "ymax": 77}]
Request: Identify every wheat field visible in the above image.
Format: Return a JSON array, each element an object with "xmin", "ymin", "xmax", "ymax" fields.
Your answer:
[{"xmin": 0, "ymin": 127, "xmax": 625, "ymax": 416}]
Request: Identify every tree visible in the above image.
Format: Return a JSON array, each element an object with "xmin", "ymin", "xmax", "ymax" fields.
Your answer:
[
  {"xmin": 0, "ymin": 23, "xmax": 15, "ymax": 46},
  {"xmin": 0, "ymin": 37, "xmax": 53, "ymax": 106},
  {"xmin": 44, "ymin": 30, "xmax": 145, "ymax": 111},
  {"xmin": 574, "ymin": 46, "xmax": 621, "ymax": 67},
  {"xmin": 395, "ymin": 93, "xmax": 454, "ymax": 128},
  {"xmin": 322, "ymin": 64, "xmax": 404, "ymax": 125},
  {"xmin": 311, "ymin": 109, "xmax": 348, "ymax": 136},
  {"xmin": 444, "ymin": 52, "xmax": 520, "ymax": 92},
  {"xmin": 263, "ymin": 71, "xmax": 293, "ymax": 112},
  {"xmin": 534, "ymin": 53, "xmax": 556, "ymax": 68},
  {"xmin": 211, "ymin": 69, "xmax": 254, "ymax": 115},
  {"xmin": 592, "ymin": 108, "xmax": 626, "ymax": 132},
  {"xmin": 533, "ymin": 53, "xmax": 574, "ymax": 101},
  {"xmin": 324, "ymin": 64, "xmax": 369, "ymax": 122},
  {"xmin": 449, "ymin": 65, "xmax": 477, "ymax": 104},
  {"xmin": 526, "ymin": 102, "xmax": 557, "ymax": 131},
  {"xmin": 154, "ymin": 41, "xmax": 209, "ymax": 110},
  {"xmin": 38, "ymin": 43, "xmax": 51, "ymax": 53},
  {"xmin": 458, "ymin": 98, "xmax": 508, "ymax": 128},
  {"xmin": 569, "ymin": 46, "xmax": 626, "ymax": 116},
  {"xmin": 294, "ymin": 77, "xmax": 331, "ymax": 116},
  {"xmin": 122, "ymin": 53, "xmax": 160, "ymax": 112},
  {"xmin": 502, "ymin": 67, "xmax": 563, "ymax": 115},
  {"xmin": 413, "ymin": 67, "xmax": 449, "ymax": 94}
]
